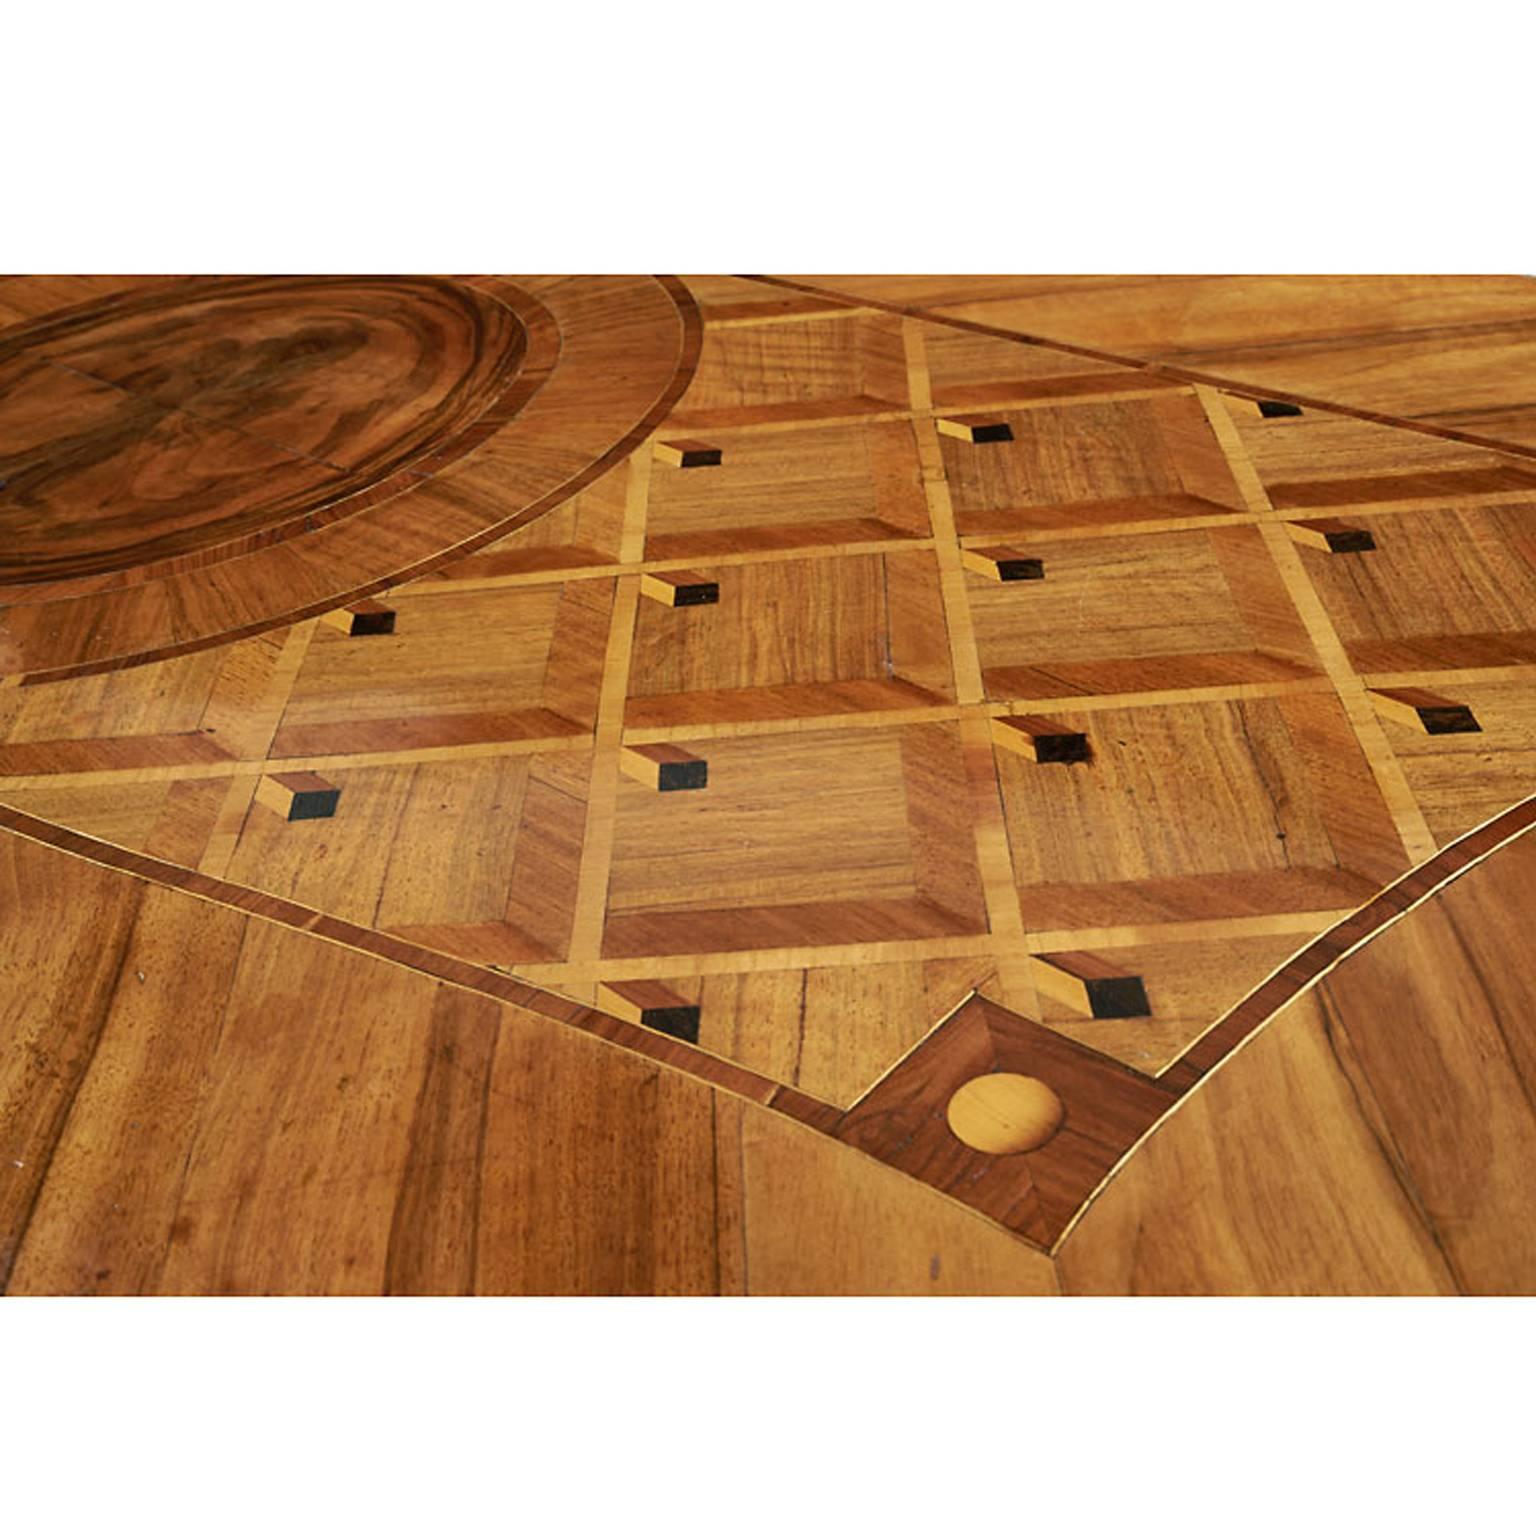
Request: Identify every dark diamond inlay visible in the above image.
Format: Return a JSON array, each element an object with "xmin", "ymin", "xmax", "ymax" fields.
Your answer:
[
  {"xmin": 640, "ymin": 1004, "xmax": 702, "ymax": 1044},
  {"xmin": 1324, "ymin": 529, "xmax": 1377, "ymax": 554},
  {"xmin": 1420, "ymin": 706, "xmax": 1481, "ymax": 736},
  {"xmin": 658, "ymin": 759, "xmax": 709, "ymax": 792},
  {"xmin": 289, "ymin": 788, "xmax": 342, "ymax": 821},
  {"xmin": 1034, "ymin": 733, "xmax": 1092, "ymax": 765},
  {"xmin": 1086, "ymin": 975, "xmax": 1153, "ymax": 1020}
]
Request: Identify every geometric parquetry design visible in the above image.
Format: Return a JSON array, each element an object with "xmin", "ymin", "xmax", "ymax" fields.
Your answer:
[{"xmin": 4, "ymin": 271, "xmax": 1536, "ymax": 1289}]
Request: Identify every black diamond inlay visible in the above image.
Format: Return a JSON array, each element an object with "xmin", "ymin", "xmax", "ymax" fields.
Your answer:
[
  {"xmin": 1419, "ymin": 706, "xmax": 1481, "ymax": 736},
  {"xmin": 1324, "ymin": 529, "xmax": 1377, "ymax": 554},
  {"xmin": 1035, "ymin": 733, "xmax": 1092, "ymax": 765},
  {"xmin": 640, "ymin": 1005, "xmax": 702, "ymax": 1044},
  {"xmin": 289, "ymin": 788, "xmax": 341, "ymax": 821},
  {"xmin": 1086, "ymin": 975, "xmax": 1152, "ymax": 1020},
  {"xmin": 658, "ymin": 759, "xmax": 709, "ymax": 791}
]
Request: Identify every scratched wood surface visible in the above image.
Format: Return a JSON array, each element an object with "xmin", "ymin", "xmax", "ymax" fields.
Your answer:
[{"xmin": 3, "ymin": 274, "xmax": 1536, "ymax": 1292}]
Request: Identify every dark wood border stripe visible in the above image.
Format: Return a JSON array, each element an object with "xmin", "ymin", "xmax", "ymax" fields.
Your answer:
[
  {"xmin": 1159, "ymin": 792, "xmax": 1536, "ymax": 1092},
  {"xmin": 738, "ymin": 275, "xmax": 1536, "ymax": 466},
  {"xmin": 0, "ymin": 798, "xmax": 801, "ymax": 1113},
  {"xmin": 4, "ymin": 787, "xmax": 1530, "ymax": 1255}
]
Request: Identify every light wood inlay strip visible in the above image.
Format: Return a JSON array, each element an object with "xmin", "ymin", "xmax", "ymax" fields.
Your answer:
[
  {"xmin": 1022, "ymin": 909, "xmax": 1358, "ymax": 953},
  {"xmin": 566, "ymin": 448, "xmax": 651, "ymax": 996},
  {"xmin": 1196, "ymin": 386, "xmax": 1437, "ymax": 864},
  {"xmin": 618, "ymin": 433, "xmax": 652, "ymax": 566},
  {"xmin": 957, "ymin": 509, "xmax": 1260, "ymax": 542},
  {"xmin": 998, "ymin": 677, "xmax": 1333, "ymax": 715},
  {"xmin": 1362, "ymin": 662, "xmax": 1536, "ymax": 690},
  {"xmin": 906, "ymin": 323, "xmax": 984, "ymax": 707},
  {"xmin": 1193, "ymin": 384, "xmax": 1274, "ymax": 516},
  {"xmin": 510, "ymin": 907, "xmax": 1362, "ymax": 987},
  {"xmin": 705, "ymin": 304, "xmax": 879, "ymax": 329},
  {"xmin": 512, "ymin": 932, "xmax": 1004, "ymax": 987},
  {"xmin": 198, "ymin": 773, "xmax": 262, "ymax": 878},
  {"xmin": 903, "ymin": 317, "xmax": 1038, "ymax": 1015}
]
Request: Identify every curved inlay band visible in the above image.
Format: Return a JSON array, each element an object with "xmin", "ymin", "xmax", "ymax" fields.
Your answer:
[
  {"xmin": 1, "ymin": 790, "xmax": 1531, "ymax": 1257},
  {"xmin": 0, "ymin": 275, "xmax": 534, "ymax": 585},
  {"xmin": 0, "ymin": 274, "xmax": 701, "ymax": 684}
]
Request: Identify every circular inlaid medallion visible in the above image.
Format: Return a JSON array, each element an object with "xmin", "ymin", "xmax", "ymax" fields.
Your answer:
[
  {"xmin": 0, "ymin": 274, "xmax": 699, "ymax": 684},
  {"xmin": 0, "ymin": 275, "xmax": 527, "ymax": 585}
]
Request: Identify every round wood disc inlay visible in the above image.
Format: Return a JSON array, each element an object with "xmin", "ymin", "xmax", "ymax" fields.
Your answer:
[
  {"xmin": 946, "ymin": 1072, "xmax": 1065, "ymax": 1155},
  {"xmin": 0, "ymin": 276, "xmax": 527, "ymax": 585}
]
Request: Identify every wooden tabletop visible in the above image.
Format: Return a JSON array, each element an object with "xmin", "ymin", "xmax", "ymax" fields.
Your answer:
[{"xmin": 4, "ymin": 273, "xmax": 1536, "ymax": 1293}]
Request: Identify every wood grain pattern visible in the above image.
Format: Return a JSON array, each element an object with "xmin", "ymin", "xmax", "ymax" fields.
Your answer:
[
  {"xmin": 6, "ymin": 274, "xmax": 1536, "ymax": 1293},
  {"xmin": 1057, "ymin": 819, "xmax": 1536, "ymax": 1293},
  {"xmin": 0, "ymin": 275, "xmax": 700, "ymax": 682},
  {"xmin": 0, "ymin": 818, "xmax": 1054, "ymax": 1295},
  {"xmin": 0, "ymin": 276, "xmax": 527, "ymax": 583},
  {"xmin": 765, "ymin": 274, "xmax": 1536, "ymax": 453}
]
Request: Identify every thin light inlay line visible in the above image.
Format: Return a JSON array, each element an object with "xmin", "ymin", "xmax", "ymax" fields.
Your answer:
[{"xmin": 1195, "ymin": 385, "xmax": 1437, "ymax": 865}]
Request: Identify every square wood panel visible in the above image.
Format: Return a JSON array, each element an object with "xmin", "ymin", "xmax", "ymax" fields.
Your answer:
[
  {"xmin": 272, "ymin": 581, "xmax": 611, "ymax": 757},
  {"xmin": 922, "ymin": 321, "xmax": 1129, "ymax": 408},
  {"xmin": 0, "ymin": 642, "xmax": 229, "ymax": 745},
  {"xmin": 225, "ymin": 752, "xmax": 590, "ymax": 962},
  {"xmin": 626, "ymin": 550, "xmax": 952, "ymax": 727},
  {"xmin": 942, "ymin": 391, "xmax": 1247, "ymax": 535},
  {"xmin": 1294, "ymin": 502, "xmax": 1536, "ymax": 672},
  {"xmin": 644, "ymin": 419, "xmax": 929, "ymax": 560},
  {"xmin": 1375, "ymin": 675, "xmax": 1536, "ymax": 845},
  {"xmin": 996, "ymin": 695, "xmax": 1409, "ymax": 929},
  {"xmin": 602, "ymin": 722, "xmax": 988, "ymax": 957},
  {"xmin": 666, "ymin": 312, "xmax": 909, "ymax": 428},
  {"xmin": 968, "ymin": 524, "xmax": 1320, "ymax": 697},
  {"xmin": 1232, "ymin": 395, "xmax": 1536, "ymax": 510},
  {"xmin": 417, "ymin": 457, "xmax": 632, "ymax": 581}
]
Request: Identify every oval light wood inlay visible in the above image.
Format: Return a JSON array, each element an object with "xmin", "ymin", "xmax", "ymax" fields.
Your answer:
[{"xmin": 946, "ymin": 1073, "xmax": 1065, "ymax": 1155}]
